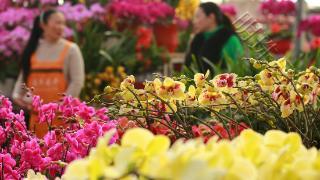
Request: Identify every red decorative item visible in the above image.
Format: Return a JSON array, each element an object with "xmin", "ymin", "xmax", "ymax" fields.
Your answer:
[
  {"xmin": 268, "ymin": 39, "xmax": 291, "ymax": 55},
  {"xmin": 153, "ymin": 23, "xmax": 178, "ymax": 52}
]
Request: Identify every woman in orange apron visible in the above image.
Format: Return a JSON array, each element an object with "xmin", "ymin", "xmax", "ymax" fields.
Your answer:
[{"xmin": 12, "ymin": 9, "xmax": 85, "ymax": 138}]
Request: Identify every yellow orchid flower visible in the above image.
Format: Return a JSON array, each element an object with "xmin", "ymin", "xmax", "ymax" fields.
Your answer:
[
  {"xmin": 64, "ymin": 128, "xmax": 320, "ymax": 180},
  {"xmin": 154, "ymin": 77, "xmax": 186, "ymax": 101},
  {"xmin": 268, "ymin": 58, "xmax": 286, "ymax": 71},
  {"xmin": 280, "ymin": 99, "xmax": 295, "ymax": 118},
  {"xmin": 186, "ymin": 85, "xmax": 197, "ymax": 106},
  {"xmin": 258, "ymin": 69, "xmax": 275, "ymax": 92},
  {"xmin": 24, "ymin": 170, "xmax": 47, "ymax": 180},
  {"xmin": 144, "ymin": 81, "xmax": 156, "ymax": 94},
  {"xmin": 164, "ymin": 100, "xmax": 178, "ymax": 113},
  {"xmin": 298, "ymin": 70, "xmax": 319, "ymax": 89},
  {"xmin": 198, "ymin": 90, "xmax": 226, "ymax": 111},
  {"xmin": 194, "ymin": 73, "xmax": 207, "ymax": 88},
  {"xmin": 62, "ymin": 159, "xmax": 90, "ymax": 180},
  {"xmin": 120, "ymin": 75, "xmax": 135, "ymax": 91},
  {"xmin": 122, "ymin": 128, "xmax": 155, "ymax": 149},
  {"xmin": 211, "ymin": 73, "xmax": 238, "ymax": 94}
]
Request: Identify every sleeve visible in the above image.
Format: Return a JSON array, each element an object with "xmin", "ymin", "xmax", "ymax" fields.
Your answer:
[
  {"xmin": 12, "ymin": 71, "xmax": 24, "ymax": 100},
  {"xmin": 222, "ymin": 35, "xmax": 244, "ymax": 62},
  {"xmin": 65, "ymin": 43, "xmax": 85, "ymax": 97}
]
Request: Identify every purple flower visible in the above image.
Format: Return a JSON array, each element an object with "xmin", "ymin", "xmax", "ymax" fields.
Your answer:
[
  {"xmin": 64, "ymin": 26, "xmax": 74, "ymax": 38},
  {"xmin": 0, "ymin": 8, "xmax": 36, "ymax": 28},
  {"xmin": 90, "ymin": 3, "xmax": 105, "ymax": 16},
  {"xmin": 58, "ymin": 2, "xmax": 93, "ymax": 23},
  {"xmin": 0, "ymin": 26, "xmax": 30, "ymax": 58}
]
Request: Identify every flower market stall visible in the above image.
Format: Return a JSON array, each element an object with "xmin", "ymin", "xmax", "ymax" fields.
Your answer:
[{"xmin": 1, "ymin": 0, "xmax": 320, "ymax": 179}]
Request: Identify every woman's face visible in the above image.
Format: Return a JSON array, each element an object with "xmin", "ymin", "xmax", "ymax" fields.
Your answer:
[
  {"xmin": 41, "ymin": 12, "xmax": 66, "ymax": 41},
  {"xmin": 193, "ymin": 8, "xmax": 216, "ymax": 34}
]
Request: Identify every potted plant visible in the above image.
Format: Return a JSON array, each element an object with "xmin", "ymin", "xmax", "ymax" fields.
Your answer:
[{"xmin": 259, "ymin": 0, "xmax": 296, "ymax": 55}]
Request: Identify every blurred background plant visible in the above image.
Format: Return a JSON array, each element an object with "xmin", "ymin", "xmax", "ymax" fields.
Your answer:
[
  {"xmin": 99, "ymin": 28, "xmax": 169, "ymax": 75},
  {"xmin": 0, "ymin": 0, "xmax": 110, "ymax": 98},
  {"xmin": 258, "ymin": 0, "xmax": 296, "ymax": 56},
  {"xmin": 106, "ymin": 0, "xmax": 175, "ymax": 28},
  {"xmin": 81, "ymin": 66, "xmax": 127, "ymax": 101}
]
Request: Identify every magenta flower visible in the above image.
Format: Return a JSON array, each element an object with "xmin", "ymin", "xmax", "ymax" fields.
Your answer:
[
  {"xmin": 0, "ymin": 94, "xmax": 118, "ymax": 179},
  {"xmin": 0, "ymin": 153, "xmax": 20, "ymax": 179},
  {"xmin": 0, "ymin": 96, "xmax": 14, "ymax": 120},
  {"xmin": 44, "ymin": 131, "xmax": 57, "ymax": 147},
  {"xmin": 38, "ymin": 103, "xmax": 59, "ymax": 124},
  {"xmin": 95, "ymin": 107, "xmax": 109, "ymax": 121},
  {"xmin": 47, "ymin": 143, "xmax": 64, "ymax": 160},
  {"xmin": 299, "ymin": 15, "xmax": 320, "ymax": 37},
  {"xmin": 40, "ymin": 0, "xmax": 57, "ymax": 5},
  {"xmin": 58, "ymin": 96, "xmax": 81, "ymax": 118},
  {"xmin": 260, "ymin": 0, "xmax": 295, "ymax": 15},
  {"xmin": 0, "ymin": 0, "xmax": 10, "ymax": 12},
  {"xmin": 108, "ymin": 0, "xmax": 174, "ymax": 24},
  {"xmin": 220, "ymin": 4, "xmax": 237, "ymax": 17},
  {"xmin": 19, "ymin": 139, "xmax": 51, "ymax": 173},
  {"xmin": 0, "ymin": 126, "xmax": 5, "ymax": 145},
  {"xmin": 77, "ymin": 105, "xmax": 95, "ymax": 123}
]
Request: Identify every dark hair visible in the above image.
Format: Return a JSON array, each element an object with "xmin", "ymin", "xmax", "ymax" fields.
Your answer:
[
  {"xmin": 21, "ymin": 9, "xmax": 58, "ymax": 81},
  {"xmin": 199, "ymin": 2, "xmax": 235, "ymax": 32}
]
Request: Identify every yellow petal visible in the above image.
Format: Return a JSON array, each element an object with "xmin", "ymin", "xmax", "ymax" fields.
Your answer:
[
  {"xmin": 153, "ymin": 78, "xmax": 162, "ymax": 89},
  {"xmin": 163, "ymin": 77, "xmax": 175, "ymax": 87},
  {"xmin": 188, "ymin": 85, "xmax": 196, "ymax": 96},
  {"xmin": 147, "ymin": 135, "xmax": 170, "ymax": 155},
  {"xmin": 63, "ymin": 159, "xmax": 90, "ymax": 180},
  {"xmin": 277, "ymin": 58, "xmax": 286, "ymax": 70},
  {"xmin": 121, "ymin": 128, "xmax": 154, "ymax": 150}
]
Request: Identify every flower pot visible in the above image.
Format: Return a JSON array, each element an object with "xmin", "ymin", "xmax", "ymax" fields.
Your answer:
[
  {"xmin": 268, "ymin": 38, "xmax": 291, "ymax": 55},
  {"xmin": 153, "ymin": 23, "xmax": 179, "ymax": 53}
]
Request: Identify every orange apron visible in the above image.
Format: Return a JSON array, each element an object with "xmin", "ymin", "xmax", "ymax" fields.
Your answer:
[{"xmin": 27, "ymin": 41, "xmax": 71, "ymax": 138}]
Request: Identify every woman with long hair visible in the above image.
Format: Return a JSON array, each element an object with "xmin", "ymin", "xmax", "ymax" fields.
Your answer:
[
  {"xmin": 12, "ymin": 9, "xmax": 85, "ymax": 137},
  {"xmin": 185, "ymin": 2, "xmax": 243, "ymax": 73}
]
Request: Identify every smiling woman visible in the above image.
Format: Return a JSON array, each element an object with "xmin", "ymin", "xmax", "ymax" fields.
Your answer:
[{"xmin": 12, "ymin": 8, "xmax": 85, "ymax": 138}]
